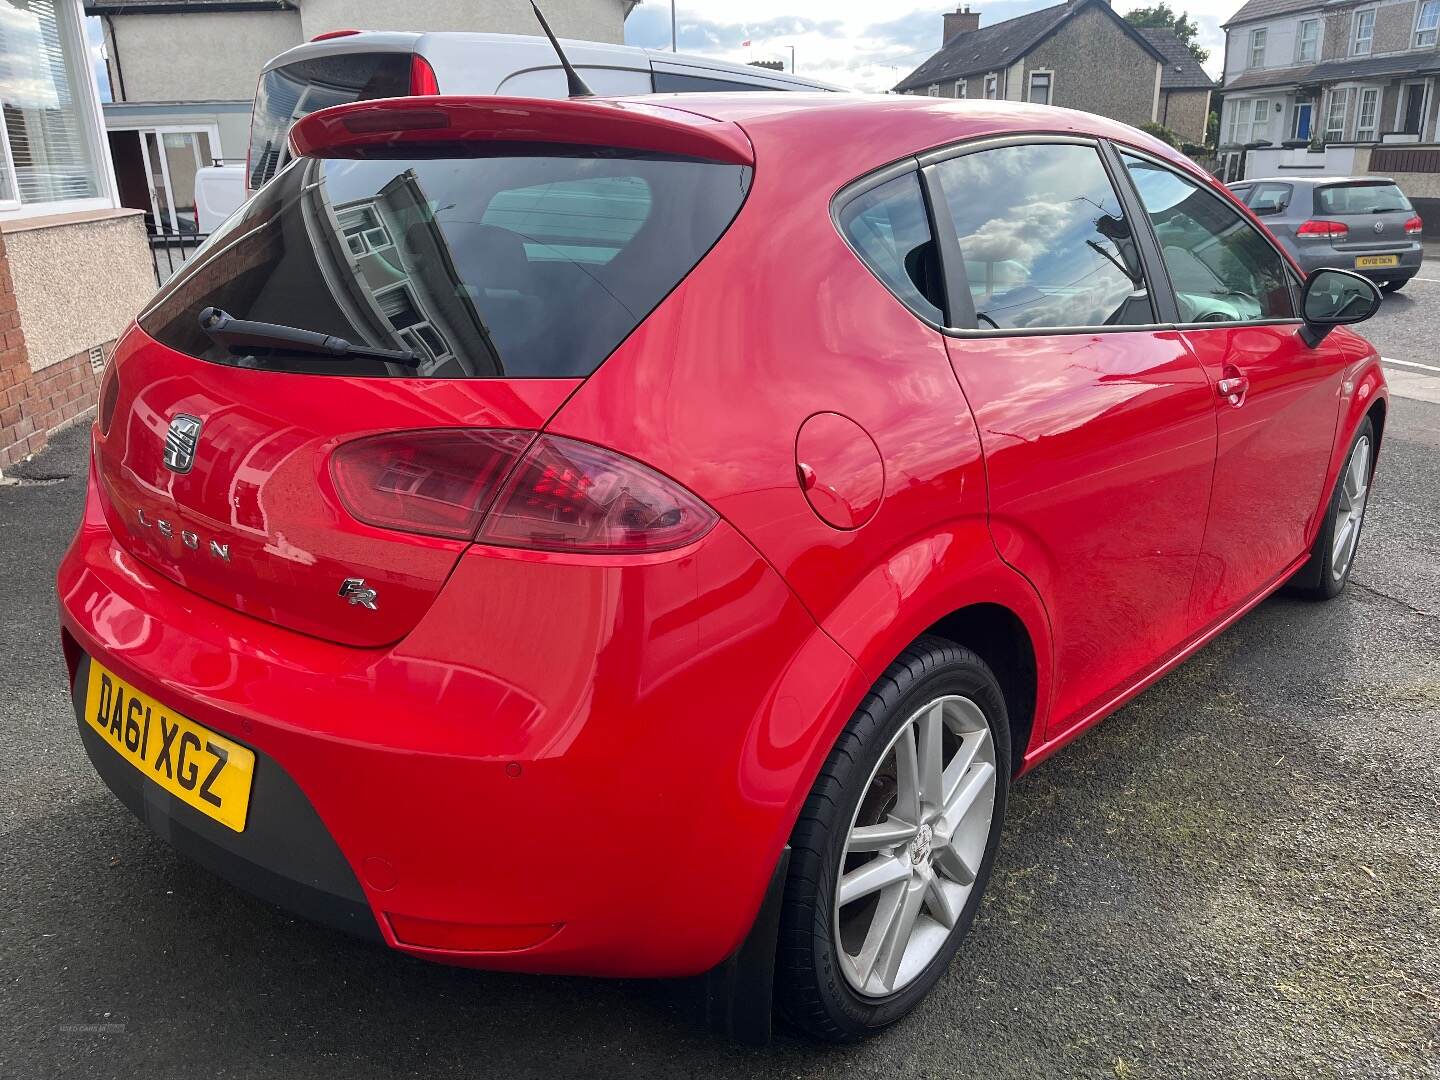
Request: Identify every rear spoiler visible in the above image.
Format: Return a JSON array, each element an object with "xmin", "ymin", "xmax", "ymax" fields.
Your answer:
[{"xmin": 288, "ymin": 96, "xmax": 755, "ymax": 166}]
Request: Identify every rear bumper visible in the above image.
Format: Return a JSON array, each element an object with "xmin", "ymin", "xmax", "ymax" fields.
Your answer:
[
  {"xmin": 73, "ymin": 663, "xmax": 379, "ymax": 941},
  {"xmin": 1292, "ymin": 242, "xmax": 1423, "ymax": 281},
  {"xmin": 58, "ymin": 449, "xmax": 864, "ymax": 977}
]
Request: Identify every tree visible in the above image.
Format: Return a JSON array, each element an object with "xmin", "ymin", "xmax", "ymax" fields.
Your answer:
[
  {"xmin": 1125, "ymin": 3, "xmax": 1210, "ymax": 65},
  {"xmin": 1139, "ymin": 121, "xmax": 1182, "ymax": 149}
]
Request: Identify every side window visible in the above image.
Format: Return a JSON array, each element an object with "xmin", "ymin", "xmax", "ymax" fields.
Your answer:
[
  {"xmin": 836, "ymin": 172, "xmax": 945, "ymax": 324},
  {"xmin": 1121, "ymin": 153, "xmax": 1296, "ymax": 324},
  {"xmin": 652, "ymin": 72, "xmax": 774, "ymax": 93},
  {"xmin": 1249, "ymin": 183, "xmax": 1293, "ymax": 215},
  {"xmin": 930, "ymin": 142, "xmax": 1153, "ymax": 330}
]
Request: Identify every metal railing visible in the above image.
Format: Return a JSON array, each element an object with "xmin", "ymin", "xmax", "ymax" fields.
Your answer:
[{"xmin": 147, "ymin": 228, "xmax": 209, "ymax": 287}]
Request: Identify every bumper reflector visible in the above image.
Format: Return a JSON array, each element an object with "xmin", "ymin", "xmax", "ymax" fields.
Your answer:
[{"xmin": 386, "ymin": 913, "xmax": 561, "ymax": 953}]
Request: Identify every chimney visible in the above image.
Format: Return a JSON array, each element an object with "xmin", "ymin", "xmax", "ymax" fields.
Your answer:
[{"xmin": 943, "ymin": 5, "xmax": 981, "ymax": 44}]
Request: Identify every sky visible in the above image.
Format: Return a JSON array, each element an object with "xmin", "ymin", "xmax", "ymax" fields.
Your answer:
[{"xmin": 623, "ymin": 0, "xmax": 1233, "ymax": 93}]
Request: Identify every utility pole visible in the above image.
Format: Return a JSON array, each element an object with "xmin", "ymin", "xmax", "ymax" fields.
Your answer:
[
  {"xmin": 788, "ymin": 45, "xmax": 795, "ymax": 72},
  {"xmin": 671, "ymin": 1, "xmax": 677, "ymax": 51}
]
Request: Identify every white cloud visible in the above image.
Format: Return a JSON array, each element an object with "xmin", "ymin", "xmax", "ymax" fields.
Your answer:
[{"xmin": 625, "ymin": 1, "xmax": 1229, "ymax": 93}]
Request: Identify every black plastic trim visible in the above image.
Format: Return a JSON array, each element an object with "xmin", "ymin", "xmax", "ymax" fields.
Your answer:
[
  {"xmin": 73, "ymin": 657, "xmax": 379, "ymax": 941},
  {"xmin": 703, "ymin": 845, "xmax": 790, "ymax": 1046}
]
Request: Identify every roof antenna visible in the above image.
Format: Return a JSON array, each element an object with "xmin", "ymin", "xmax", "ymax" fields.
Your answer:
[{"xmin": 530, "ymin": 1, "xmax": 594, "ymax": 98}]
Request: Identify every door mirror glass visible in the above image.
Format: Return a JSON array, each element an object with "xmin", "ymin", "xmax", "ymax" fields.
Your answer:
[
  {"xmin": 1302, "ymin": 268, "xmax": 1381, "ymax": 324},
  {"xmin": 1299, "ymin": 268, "xmax": 1380, "ymax": 345}
]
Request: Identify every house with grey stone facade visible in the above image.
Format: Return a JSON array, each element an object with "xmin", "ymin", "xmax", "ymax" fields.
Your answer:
[
  {"xmin": 1219, "ymin": 0, "xmax": 1440, "ymax": 148},
  {"xmin": 894, "ymin": 0, "xmax": 1215, "ymax": 144}
]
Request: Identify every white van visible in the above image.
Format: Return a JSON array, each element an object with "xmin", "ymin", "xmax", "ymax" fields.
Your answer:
[{"xmin": 245, "ymin": 31, "xmax": 843, "ymax": 194}]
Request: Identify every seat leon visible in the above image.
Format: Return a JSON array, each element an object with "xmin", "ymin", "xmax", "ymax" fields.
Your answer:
[{"xmin": 58, "ymin": 93, "xmax": 1386, "ymax": 1042}]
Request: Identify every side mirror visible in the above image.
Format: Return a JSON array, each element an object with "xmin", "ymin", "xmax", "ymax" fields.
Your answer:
[{"xmin": 1299, "ymin": 268, "xmax": 1381, "ymax": 347}]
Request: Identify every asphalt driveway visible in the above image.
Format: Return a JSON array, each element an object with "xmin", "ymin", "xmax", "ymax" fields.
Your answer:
[{"xmin": 3, "ymin": 394, "xmax": 1438, "ymax": 1079}]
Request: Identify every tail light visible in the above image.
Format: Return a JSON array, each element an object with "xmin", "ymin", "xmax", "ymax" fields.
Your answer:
[
  {"xmin": 1297, "ymin": 219, "xmax": 1348, "ymax": 239},
  {"xmin": 478, "ymin": 435, "xmax": 718, "ymax": 554},
  {"xmin": 330, "ymin": 429, "xmax": 532, "ymax": 541},
  {"xmin": 1404, "ymin": 215, "xmax": 1424, "ymax": 235},
  {"xmin": 97, "ymin": 362, "xmax": 120, "ymax": 437},
  {"xmin": 331, "ymin": 430, "xmax": 718, "ymax": 554},
  {"xmin": 310, "ymin": 28, "xmax": 361, "ymax": 41},
  {"xmin": 410, "ymin": 54, "xmax": 440, "ymax": 96}
]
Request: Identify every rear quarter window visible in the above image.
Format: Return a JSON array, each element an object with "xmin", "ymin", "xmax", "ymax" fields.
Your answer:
[
  {"xmin": 1249, "ymin": 183, "xmax": 1293, "ymax": 215},
  {"xmin": 140, "ymin": 150, "xmax": 751, "ymax": 379},
  {"xmin": 836, "ymin": 172, "xmax": 945, "ymax": 324}
]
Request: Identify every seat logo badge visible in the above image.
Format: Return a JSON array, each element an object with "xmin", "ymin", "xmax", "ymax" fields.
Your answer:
[
  {"xmin": 162, "ymin": 414, "xmax": 203, "ymax": 474},
  {"xmin": 339, "ymin": 577, "xmax": 379, "ymax": 611},
  {"xmin": 1373, "ymin": 221, "xmax": 1385, "ymax": 234}
]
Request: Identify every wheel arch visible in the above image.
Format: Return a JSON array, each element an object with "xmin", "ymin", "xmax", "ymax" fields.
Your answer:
[
  {"xmin": 815, "ymin": 529, "xmax": 1054, "ymax": 781},
  {"xmin": 1308, "ymin": 356, "xmax": 1387, "ymax": 545},
  {"xmin": 1366, "ymin": 393, "xmax": 1386, "ymax": 458},
  {"xmin": 923, "ymin": 603, "xmax": 1038, "ymax": 778}
]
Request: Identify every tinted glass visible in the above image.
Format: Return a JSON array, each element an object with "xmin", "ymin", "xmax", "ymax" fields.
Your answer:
[
  {"xmin": 1123, "ymin": 153, "xmax": 1295, "ymax": 324},
  {"xmin": 1316, "ymin": 182, "xmax": 1413, "ymax": 214},
  {"xmin": 932, "ymin": 142, "xmax": 1152, "ymax": 329},
  {"xmin": 247, "ymin": 54, "xmax": 411, "ymax": 189},
  {"xmin": 1249, "ymin": 183, "xmax": 1292, "ymax": 214},
  {"xmin": 837, "ymin": 172, "xmax": 945, "ymax": 324},
  {"xmin": 140, "ymin": 151, "xmax": 751, "ymax": 378},
  {"xmin": 653, "ymin": 72, "xmax": 775, "ymax": 92}
]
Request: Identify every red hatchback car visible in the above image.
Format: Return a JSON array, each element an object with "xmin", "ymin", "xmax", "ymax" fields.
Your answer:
[{"xmin": 58, "ymin": 93, "xmax": 1386, "ymax": 1042}]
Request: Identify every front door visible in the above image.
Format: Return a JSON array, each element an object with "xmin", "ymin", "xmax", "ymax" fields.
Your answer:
[
  {"xmin": 1403, "ymin": 83, "xmax": 1426, "ymax": 135},
  {"xmin": 1118, "ymin": 152, "xmax": 1350, "ymax": 624},
  {"xmin": 925, "ymin": 139, "xmax": 1219, "ymax": 737},
  {"xmin": 1291, "ymin": 102, "xmax": 1313, "ymax": 140}
]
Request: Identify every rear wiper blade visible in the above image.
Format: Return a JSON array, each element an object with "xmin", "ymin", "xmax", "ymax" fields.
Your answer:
[{"xmin": 198, "ymin": 307, "xmax": 421, "ymax": 368}]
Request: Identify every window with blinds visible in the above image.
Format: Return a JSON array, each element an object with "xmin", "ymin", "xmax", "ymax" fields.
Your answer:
[{"xmin": 0, "ymin": 0, "xmax": 101, "ymax": 205}]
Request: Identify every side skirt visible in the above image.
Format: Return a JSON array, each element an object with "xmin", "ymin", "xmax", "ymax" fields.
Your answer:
[{"xmin": 1021, "ymin": 551, "xmax": 1311, "ymax": 772}]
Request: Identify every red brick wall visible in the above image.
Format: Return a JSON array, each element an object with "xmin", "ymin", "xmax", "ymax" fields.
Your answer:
[{"xmin": 0, "ymin": 229, "xmax": 109, "ymax": 469}]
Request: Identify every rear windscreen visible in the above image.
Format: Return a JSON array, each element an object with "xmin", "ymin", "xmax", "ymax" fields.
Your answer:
[
  {"xmin": 139, "ymin": 151, "xmax": 752, "ymax": 379},
  {"xmin": 1316, "ymin": 182, "xmax": 1413, "ymax": 215},
  {"xmin": 247, "ymin": 54, "xmax": 411, "ymax": 189}
]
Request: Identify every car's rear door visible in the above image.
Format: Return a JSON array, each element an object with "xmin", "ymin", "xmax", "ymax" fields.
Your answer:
[
  {"xmin": 924, "ymin": 137, "xmax": 1219, "ymax": 741},
  {"xmin": 1115, "ymin": 149, "xmax": 1351, "ymax": 623}
]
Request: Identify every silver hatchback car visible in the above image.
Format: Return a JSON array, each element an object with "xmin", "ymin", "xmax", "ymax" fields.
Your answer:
[{"xmin": 1228, "ymin": 176, "xmax": 1424, "ymax": 292}]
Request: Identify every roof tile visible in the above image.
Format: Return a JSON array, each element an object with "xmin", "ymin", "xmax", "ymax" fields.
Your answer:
[{"xmin": 1138, "ymin": 27, "xmax": 1216, "ymax": 90}]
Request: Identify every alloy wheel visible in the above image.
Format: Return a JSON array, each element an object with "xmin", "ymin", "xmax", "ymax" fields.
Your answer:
[
  {"xmin": 1331, "ymin": 435, "xmax": 1371, "ymax": 582},
  {"xmin": 833, "ymin": 694, "xmax": 997, "ymax": 999}
]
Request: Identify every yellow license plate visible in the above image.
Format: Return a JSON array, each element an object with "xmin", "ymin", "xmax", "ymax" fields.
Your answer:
[
  {"xmin": 84, "ymin": 661, "xmax": 255, "ymax": 832},
  {"xmin": 1355, "ymin": 255, "xmax": 1399, "ymax": 268}
]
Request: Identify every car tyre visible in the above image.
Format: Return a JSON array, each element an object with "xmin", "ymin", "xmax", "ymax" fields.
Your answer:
[
  {"xmin": 775, "ymin": 636, "xmax": 1010, "ymax": 1042},
  {"xmin": 1289, "ymin": 416, "xmax": 1375, "ymax": 600}
]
